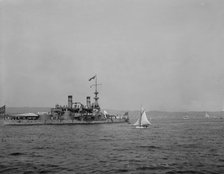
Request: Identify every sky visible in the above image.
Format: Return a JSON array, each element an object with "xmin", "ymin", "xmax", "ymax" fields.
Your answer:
[{"xmin": 1, "ymin": 0, "xmax": 224, "ymax": 111}]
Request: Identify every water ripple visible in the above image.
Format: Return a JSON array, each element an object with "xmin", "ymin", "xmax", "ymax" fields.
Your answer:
[{"xmin": 0, "ymin": 119, "xmax": 224, "ymax": 173}]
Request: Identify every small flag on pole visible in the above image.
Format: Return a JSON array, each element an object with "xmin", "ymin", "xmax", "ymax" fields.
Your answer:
[{"xmin": 89, "ymin": 75, "xmax": 96, "ymax": 81}]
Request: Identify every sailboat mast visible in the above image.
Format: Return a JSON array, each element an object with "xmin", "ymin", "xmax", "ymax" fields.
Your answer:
[
  {"xmin": 139, "ymin": 110, "xmax": 142, "ymax": 126},
  {"xmin": 95, "ymin": 75, "xmax": 97, "ymax": 95}
]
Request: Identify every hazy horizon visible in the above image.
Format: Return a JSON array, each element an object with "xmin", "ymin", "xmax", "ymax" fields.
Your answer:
[{"xmin": 1, "ymin": 0, "xmax": 224, "ymax": 111}]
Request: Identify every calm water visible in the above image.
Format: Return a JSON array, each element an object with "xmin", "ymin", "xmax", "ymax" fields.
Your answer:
[{"xmin": 0, "ymin": 118, "xmax": 224, "ymax": 174}]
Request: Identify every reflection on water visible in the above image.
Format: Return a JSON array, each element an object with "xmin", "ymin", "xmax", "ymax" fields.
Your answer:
[{"xmin": 0, "ymin": 118, "xmax": 224, "ymax": 173}]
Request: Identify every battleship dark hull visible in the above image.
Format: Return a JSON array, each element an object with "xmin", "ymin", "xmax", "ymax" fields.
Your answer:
[
  {"xmin": 3, "ymin": 118, "xmax": 128, "ymax": 126},
  {"xmin": 3, "ymin": 100, "xmax": 129, "ymax": 126}
]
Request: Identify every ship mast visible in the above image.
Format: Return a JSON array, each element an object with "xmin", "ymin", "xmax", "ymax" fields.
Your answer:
[
  {"xmin": 90, "ymin": 74, "xmax": 101, "ymax": 110},
  {"xmin": 94, "ymin": 75, "xmax": 99, "ymax": 109}
]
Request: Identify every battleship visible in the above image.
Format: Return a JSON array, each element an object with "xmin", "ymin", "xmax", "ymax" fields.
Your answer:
[{"xmin": 2, "ymin": 75, "xmax": 129, "ymax": 126}]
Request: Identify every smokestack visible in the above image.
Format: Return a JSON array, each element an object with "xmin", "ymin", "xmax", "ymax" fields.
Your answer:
[
  {"xmin": 86, "ymin": 96, "xmax": 91, "ymax": 108},
  {"xmin": 68, "ymin": 95, "xmax": 73, "ymax": 109}
]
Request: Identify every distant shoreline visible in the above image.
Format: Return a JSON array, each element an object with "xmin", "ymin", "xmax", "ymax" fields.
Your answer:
[{"xmin": 1, "ymin": 107, "xmax": 223, "ymax": 120}]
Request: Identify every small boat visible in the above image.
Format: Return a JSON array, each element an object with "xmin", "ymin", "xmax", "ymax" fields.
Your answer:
[
  {"xmin": 3, "ymin": 113, "xmax": 42, "ymax": 125},
  {"xmin": 183, "ymin": 115, "xmax": 189, "ymax": 119},
  {"xmin": 133, "ymin": 108, "xmax": 151, "ymax": 128},
  {"xmin": 205, "ymin": 112, "xmax": 210, "ymax": 118}
]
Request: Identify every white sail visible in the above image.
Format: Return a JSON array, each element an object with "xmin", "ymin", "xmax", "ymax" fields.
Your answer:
[
  {"xmin": 205, "ymin": 112, "xmax": 210, "ymax": 118},
  {"xmin": 141, "ymin": 111, "xmax": 151, "ymax": 126},
  {"xmin": 133, "ymin": 118, "xmax": 140, "ymax": 126},
  {"xmin": 133, "ymin": 109, "xmax": 151, "ymax": 127}
]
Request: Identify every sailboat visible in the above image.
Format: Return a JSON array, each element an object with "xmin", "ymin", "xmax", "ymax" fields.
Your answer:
[
  {"xmin": 183, "ymin": 115, "xmax": 189, "ymax": 119},
  {"xmin": 133, "ymin": 108, "xmax": 151, "ymax": 128},
  {"xmin": 205, "ymin": 112, "xmax": 210, "ymax": 118}
]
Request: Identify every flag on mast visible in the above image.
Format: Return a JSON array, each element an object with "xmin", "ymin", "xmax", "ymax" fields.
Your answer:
[{"xmin": 89, "ymin": 75, "xmax": 96, "ymax": 81}]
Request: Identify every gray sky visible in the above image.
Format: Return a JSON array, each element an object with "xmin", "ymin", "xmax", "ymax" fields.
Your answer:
[{"xmin": 1, "ymin": 0, "xmax": 224, "ymax": 111}]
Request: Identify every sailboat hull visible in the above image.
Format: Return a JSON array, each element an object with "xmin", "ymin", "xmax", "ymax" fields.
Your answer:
[
  {"xmin": 135, "ymin": 125, "xmax": 149, "ymax": 129},
  {"xmin": 136, "ymin": 126, "xmax": 145, "ymax": 129},
  {"xmin": 133, "ymin": 109, "xmax": 151, "ymax": 128}
]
